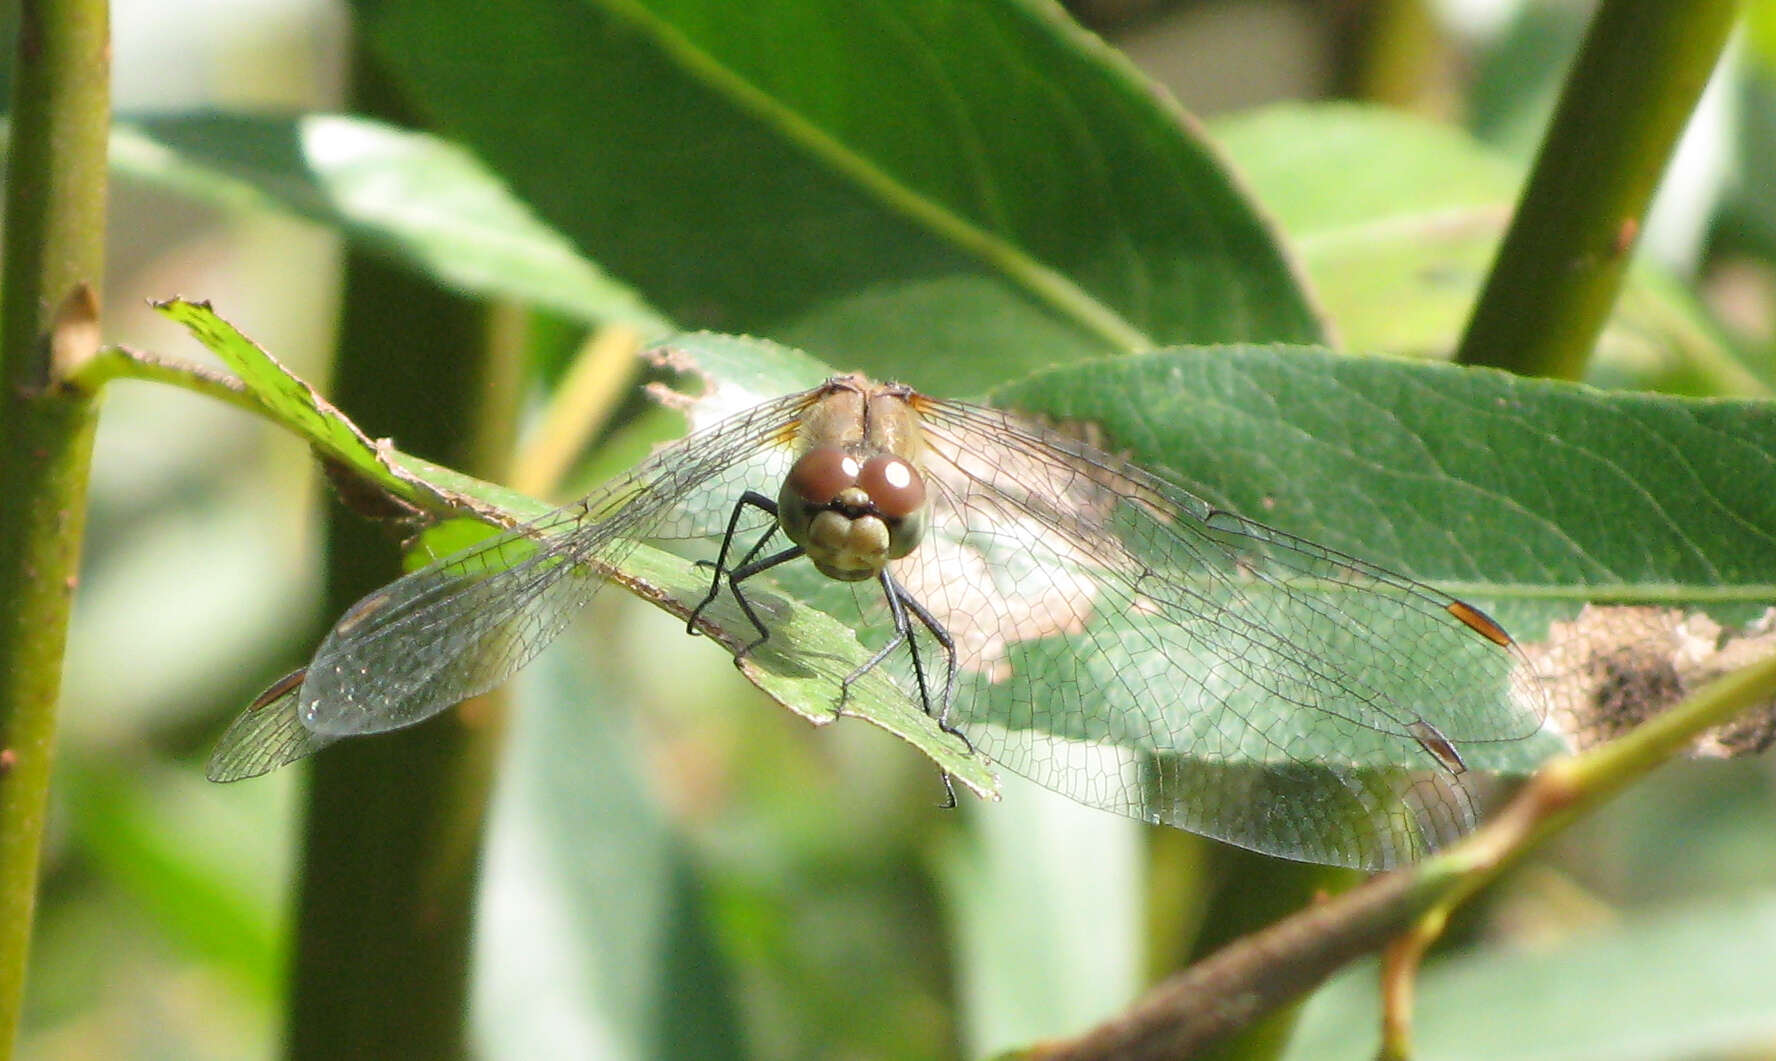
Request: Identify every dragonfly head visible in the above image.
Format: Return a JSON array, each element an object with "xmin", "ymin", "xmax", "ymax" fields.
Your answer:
[{"xmin": 778, "ymin": 446, "xmax": 928, "ymax": 582}]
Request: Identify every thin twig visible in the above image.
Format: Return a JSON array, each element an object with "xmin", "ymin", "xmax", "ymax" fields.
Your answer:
[
  {"xmin": 1034, "ymin": 650, "xmax": 1776, "ymax": 1059},
  {"xmin": 72, "ymin": 344, "xmax": 262, "ymax": 413}
]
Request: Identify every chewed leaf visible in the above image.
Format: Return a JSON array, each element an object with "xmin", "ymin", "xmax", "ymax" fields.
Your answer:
[
  {"xmin": 208, "ymin": 327, "xmax": 1776, "ymax": 869},
  {"xmin": 215, "ymin": 331, "xmax": 1590, "ymax": 867},
  {"xmin": 154, "ymin": 299, "xmax": 443, "ymax": 508},
  {"xmin": 154, "ymin": 298, "xmax": 543, "ymax": 528},
  {"xmin": 1532, "ymin": 605, "xmax": 1776, "ymax": 759}
]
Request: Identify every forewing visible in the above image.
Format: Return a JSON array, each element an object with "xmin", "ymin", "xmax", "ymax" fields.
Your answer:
[
  {"xmin": 299, "ymin": 387, "xmax": 817, "ymax": 738},
  {"xmin": 899, "ymin": 396, "xmax": 1552, "ymax": 868}
]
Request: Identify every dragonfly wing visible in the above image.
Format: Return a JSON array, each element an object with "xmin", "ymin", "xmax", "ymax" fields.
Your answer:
[
  {"xmin": 207, "ymin": 680, "xmax": 337, "ymax": 781},
  {"xmin": 298, "ymin": 387, "xmax": 819, "ymax": 738},
  {"xmin": 903, "ymin": 396, "xmax": 1550, "ymax": 868},
  {"xmin": 299, "ymin": 516, "xmax": 634, "ymax": 736}
]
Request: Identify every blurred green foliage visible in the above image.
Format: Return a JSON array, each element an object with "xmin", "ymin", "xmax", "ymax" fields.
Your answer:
[{"xmin": 15, "ymin": 1, "xmax": 1776, "ymax": 1059}]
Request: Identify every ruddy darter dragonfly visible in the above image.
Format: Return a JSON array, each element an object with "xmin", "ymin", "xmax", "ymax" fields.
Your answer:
[{"xmin": 208, "ymin": 373, "xmax": 1550, "ymax": 869}]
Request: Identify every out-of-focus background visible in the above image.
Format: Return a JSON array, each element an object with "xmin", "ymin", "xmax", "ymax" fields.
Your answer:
[{"xmin": 12, "ymin": 1, "xmax": 1776, "ymax": 1058}]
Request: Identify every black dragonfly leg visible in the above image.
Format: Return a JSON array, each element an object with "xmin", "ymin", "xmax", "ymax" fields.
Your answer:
[
  {"xmin": 841, "ymin": 571, "xmax": 922, "ymax": 708},
  {"xmin": 897, "ymin": 580, "xmax": 965, "ymax": 752},
  {"xmin": 723, "ymin": 542, "xmax": 805, "ymax": 658},
  {"xmin": 844, "ymin": 571, "xmax": 968, "ymax": 808},
  {"xmin": 689, "ymin": 486, "xmax": 809, "ymax": 654},
  {"xmin": 689, "ymin": 491, "xmax": 776, "ymax": 633},
  {"xmin": 689, "ymin": 492, "xmax": 802, "ymax": 658}
]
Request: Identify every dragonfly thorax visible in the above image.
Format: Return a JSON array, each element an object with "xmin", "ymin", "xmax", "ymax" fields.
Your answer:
[{"xmin": 778, "ymin": 446, "xmax": 928, "ymax": 581}]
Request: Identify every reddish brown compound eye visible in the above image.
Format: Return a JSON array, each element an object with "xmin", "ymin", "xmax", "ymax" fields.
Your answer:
[
  {"xmin": 783, "ymin": 447, "xmax": 860, "ymax": 506},
  {"xmin": 857, "ymin": 454, "xmax": 925, "ymax": 520}
]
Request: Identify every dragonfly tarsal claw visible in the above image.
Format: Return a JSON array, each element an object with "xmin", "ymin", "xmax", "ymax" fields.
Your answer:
[
  {"xmin": 937, "ymin": 714, "xmax": 975, "ymax": 757},
  {"xmin": 937, "ymin": 770, "xmax": 958, "ymax": 810}
]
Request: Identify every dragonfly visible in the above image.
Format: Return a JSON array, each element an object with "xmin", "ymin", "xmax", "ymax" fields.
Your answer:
[{"xmin": 207, "ymin": 370, "xmax": 1552, "ymax": 869}]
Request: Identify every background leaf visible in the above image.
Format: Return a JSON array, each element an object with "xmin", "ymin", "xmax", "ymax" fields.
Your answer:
[
  {"xmin": 474, "ymin": 649, "xmax": 743, "ymax": 1060},
  {"xmin": 116, "ymin": 115, "xmax": 672, "ymax": 336},
  {"xmin": 1215, "ymin": 102, "xmax": 1764, "ymax": 396},
  {"xmin": 992, "ymin": 345, "xmax": 1776, "ymax": 634},
  {"xmin": 355, "ymin": 0, "xmax": 1322, "ymax": 389},
  {"xmin": 1284, "ymin": 889, "xmax": 1776, "ymax": 1060}
]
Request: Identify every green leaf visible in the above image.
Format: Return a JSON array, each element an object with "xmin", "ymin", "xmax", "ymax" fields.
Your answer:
[
  {"xmin": 172, "ymin": 306, "xmax": 1775, "ymax": 864},
  {"xmin": 151, "ymin": 297, "xmax": 463, "ymax": 522},
  {"xmin": 150, "ymin": 298, "xmax": 546, "ymax": 526},
  {"xmin": 58, "ymin": 760, "xmax": 290, "ymax": 1003},
  {"xmin": 662, "ymin": 335, "xmax": 1554, "ymax": 868},
  {"xmin": 357, "ymin": 0, "xmax": 1321, "ymax": 389},
  {"xmin": 1215, "ymin": 103, "xmax": 1763, "ymax": 395},
  {"xmin": 1215, "ymin": 103, "xmax": 1518, "ymax": 359},
  {"xmin": 941, "ymin": 782, "xmax": 1143, "ymax": 1057},
  {"xmin": 475, "ymin": 649, "xmax": 744, "ymax": 1059},
  {"xmin": 993, "ymin": 345, "xmax": 1776, "ymax": 635},
  {"xmin": 152, "ymin": 298, "xmax": 383, "ymax": 471},
  {"xmin": 115, "ymin": 114, "xmax": 672, "ymax": 335}
]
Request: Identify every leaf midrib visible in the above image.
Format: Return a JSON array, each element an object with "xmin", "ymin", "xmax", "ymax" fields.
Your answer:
[{"xmin": 598, "ymin": 0, "xmax": 1156, "ymax": 354}]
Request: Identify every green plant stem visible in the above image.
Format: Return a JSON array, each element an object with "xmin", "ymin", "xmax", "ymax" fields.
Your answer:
[
  {"xmin": 0, "ymin": 2, "xmax": 110, "ymax": 1056},
  {"xmin": 1439, "ymin": 647, "xmax": 1776, "ymax": 886},
  {"xmin": 1334, "ymin": 0, "xmax": 1445, "ymax": 109},
  {"xmin": 1454, "ymin": 0, "xmax": 1739, "ymax": 379},
  {"xmin": 280, "ymin": 55, "xmax": 512, "ymax": 1060},
  {"xmin": 284, "ymin": 276, "xmax": 506, "ymax": 1061}
]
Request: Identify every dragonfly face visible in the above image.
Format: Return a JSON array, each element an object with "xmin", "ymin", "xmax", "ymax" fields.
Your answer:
[
  {"xmin": 778, "ymin": 445, "xmax": 930, "ymax": 581},
  {"xmin": 207, "ymin": 369, "xmax": 1557, "ymax": 869},
  {"xmin": 777, "ymin": 377, "xmax": 932, "ymax": 582}
]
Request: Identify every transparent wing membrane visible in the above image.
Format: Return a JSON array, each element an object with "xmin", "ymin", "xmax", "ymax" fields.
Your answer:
[
  {"xmin": 205, "ymin": 670, "xmax": 336, "ymax": 782},
  {"xmin": 906, "ymin": 397, "xmax": 1546, "ymax": 866},
  {"xmin": 209, "ymin": 375, "xmax": 1550, "ymax": 868},
  {"xmin": 212, "ymin": 388, "xmax": 812, "ymax": 752}
]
